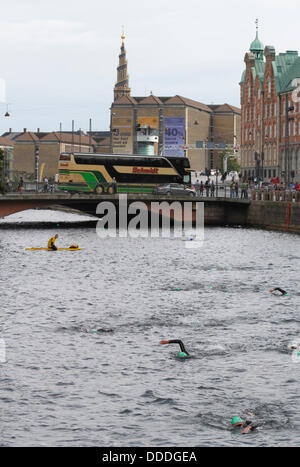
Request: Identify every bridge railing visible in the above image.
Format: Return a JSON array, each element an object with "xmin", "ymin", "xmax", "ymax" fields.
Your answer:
[
  {"xmin": 5, "ymin": 182, "xmax": 59, "ymax": 193},
  {"xmin": 250, "ymin": 189, "xmax": 300, "ymax": 202}
]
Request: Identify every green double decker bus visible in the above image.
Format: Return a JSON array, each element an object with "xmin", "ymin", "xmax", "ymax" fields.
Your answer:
[{"xmin": 58, "ymin": 152, "xmax": 191, "ymax": 194}]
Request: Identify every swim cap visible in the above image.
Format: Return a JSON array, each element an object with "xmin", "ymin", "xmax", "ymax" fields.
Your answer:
[
  {"xmin": 232, "ymin": 417, "xmax": 243, "ymax": 425},
  {"xmin": 177, "ymin": 352, "xmax": 188, "ymax": 358}
]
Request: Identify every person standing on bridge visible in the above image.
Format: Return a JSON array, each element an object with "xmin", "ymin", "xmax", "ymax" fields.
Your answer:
[
  {"xmin": 205, "ymin": 179, "xmax": 210, "ymax": 197},
  {"xmin": 230, "ymin": 181, "xmax": 235, "ymax": 198},
  {"xmin": 18, "ymin": 176, "xmax": 24, "ymax": 193},
  {"xmin": 210, "ymin": 180, "xmax": 215, "ymax": 197},
  {"xmin": 43, "ymin": 177, "xmax": 49, "ymax": 193},
  {"xmin": 199, "ymin": 181, "xmax": 204, "ymax": 196},
  {"xmin": 241, "ymin": 181, "xmax": 248, "ymax": 198},
  {"xmin": 235, "ymin": 181, "xmax": 239, "ymax": 198},
  {"xmin": 48, "ymin": 234, "xmax": 58, "ymax": 251}
]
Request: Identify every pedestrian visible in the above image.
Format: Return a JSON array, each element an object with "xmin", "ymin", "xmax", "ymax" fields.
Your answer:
[
  {"xmin": 241, "ymin": 181, "xmax": 248, "ymax": 198},
  {"xmin": 210, "ymin": 180, "xmax": 215, "ymax": 197},
  {"xmin": 194, "ymin": 179, "xmax": 200, "ymax": 196},
  {"xmin": 235, "ymin": 181, "xmax": 239, "ymax": 198},
  {"xmin": 205, "ymin": 178, "xmax": 210, "ymax": 197},
  {"xmin": 230, "ymin": 181, "xmax": 235, "ymax": 198},
  {"xmin": 199, "ymin": 181, "xmax": 204, "ymax": 196},
  {"xmin": 43, "ymin": 177, "xmax": 49, "ymax": 192},
  {"xmin": 18, "ymin": 176, "xmax": 24, "ymax": 193}
]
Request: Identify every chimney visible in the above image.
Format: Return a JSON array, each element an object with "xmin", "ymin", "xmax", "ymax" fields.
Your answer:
[
  {"xmin": 23, "ymin": 128, "xmax": 27, "ymax": 133},
  {"xmin": 9, "ymin": 128, "xmax": 12, "ymax": 133},
  {"xmin": 37, "ymin": 128, "xmax": 40, "ymax": 133}
]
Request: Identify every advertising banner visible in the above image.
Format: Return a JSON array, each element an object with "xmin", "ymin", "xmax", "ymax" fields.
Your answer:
[
  {"xmin": 137, "ymin": 117, "xmax": 159, "ymax": 129},
  {"xmin": 163, "ymin": 117, "xmax": 185, "ymax": 156},
  {"xmin": 112, "ymin": 117, "xmax": 133, "ymax": 154}
]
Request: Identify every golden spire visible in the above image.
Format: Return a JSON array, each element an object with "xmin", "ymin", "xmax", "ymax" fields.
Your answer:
[
  {"xmin": 121, "ymin": 25, "xmax": 125, "ymax": 45},
  {"xmin": 114, "ymin": 27, "xmax": 131, "ymax": 101}
]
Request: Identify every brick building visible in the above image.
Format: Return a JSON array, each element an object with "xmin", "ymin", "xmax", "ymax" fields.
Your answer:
[
  {"xmin": 0, "ymin": 136, "xmax": 14, "ymax": 180},
  {"xmin": 3, "ymin": 129, "xmax": 96, "ymax": 180},
  {"xmin": 111, "ymin": 32, "xmax": 241, "ymax": 172},
  {"xmin": 240, "ymin": 26, "xmax": 300, "ymax": 183}
]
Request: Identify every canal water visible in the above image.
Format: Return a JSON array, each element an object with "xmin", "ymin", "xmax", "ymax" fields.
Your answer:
[{"xmin": 0, "ymin": 225, "xmax": 300, "ymax": 446}]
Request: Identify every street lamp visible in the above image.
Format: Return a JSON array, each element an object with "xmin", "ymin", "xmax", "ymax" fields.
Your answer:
[{"xmin": 285, "ymin": 100, "xmax": 294, "ymax": 187}]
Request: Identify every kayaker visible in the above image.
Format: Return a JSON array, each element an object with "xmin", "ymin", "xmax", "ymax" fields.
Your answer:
[{"xmin": 48, "ymin": 234, "xmax": 58, "ymax": 251}]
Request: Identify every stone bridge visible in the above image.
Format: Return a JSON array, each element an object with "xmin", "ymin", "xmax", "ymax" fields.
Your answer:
[{"xmin": 0, "ymin": 192, "xmax": 299, "ymax": 232}]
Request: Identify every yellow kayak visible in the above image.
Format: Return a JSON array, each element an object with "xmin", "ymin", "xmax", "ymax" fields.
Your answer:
[{"xmin": 26, "ymin": 247, "xmax": 82, "ymax": 251}]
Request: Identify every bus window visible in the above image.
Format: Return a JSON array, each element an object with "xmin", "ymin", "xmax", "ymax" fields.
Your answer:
[{"xmin": 60, "ymin": 154, "xmax": 71, "ymax": 161}]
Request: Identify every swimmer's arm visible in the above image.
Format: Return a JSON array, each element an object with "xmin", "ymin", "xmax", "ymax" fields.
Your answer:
[
  {"xmin": 167, "ymin": 340, "xmax": 190, "ymax": 355},
  {"xmin": 274, "ymin": 288, "xmax": 287, "ymax": 295},
  {"xmin": 242, "ymin": 420, "xmax": 258, "ymax": 433}
]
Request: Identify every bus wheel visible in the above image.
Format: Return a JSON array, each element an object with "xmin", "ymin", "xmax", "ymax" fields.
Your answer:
[
  {"xmin": 107, "ymin": 185, "xmax": 115, "ymax": 195},
  {"xmin": 94, "ymin": 184, "xmax": 105, "ymax": 194}
]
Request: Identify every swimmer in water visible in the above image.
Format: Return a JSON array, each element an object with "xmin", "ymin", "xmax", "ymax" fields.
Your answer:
[
  {"xmin": 231, "ymin": 416, "xmax": 258, "ymax": 434},
  {"xmin": 269, "ymin": 287, "xmax": 288, "ymax": 296},
  {"xmin": 160, "ymin": 339, "xmax": 190, "ymax": 358}
]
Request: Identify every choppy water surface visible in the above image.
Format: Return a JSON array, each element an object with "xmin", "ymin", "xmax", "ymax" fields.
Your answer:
[{"xmin": 0, "ymin": 226, "xmax": 300, "ymax": 446}]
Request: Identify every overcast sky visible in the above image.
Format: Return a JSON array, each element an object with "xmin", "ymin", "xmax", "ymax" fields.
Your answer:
[{"xmin": 0, "ymin": 0, "xmax": 299, "ymax": 134}]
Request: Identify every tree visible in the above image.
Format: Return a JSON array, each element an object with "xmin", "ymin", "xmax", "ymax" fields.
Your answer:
[{"xmin": 218, "ymin": 150, "xmax": 240, "ymax": 175}]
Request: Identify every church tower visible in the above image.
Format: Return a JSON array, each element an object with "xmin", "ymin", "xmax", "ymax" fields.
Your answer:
[
  {"xmin": 250, "ymin": 19, "xmax": 264, "ymax": 61},
  {"xmin": 114, "ymin": 28, "xmax": 131, "ymax": 101}
]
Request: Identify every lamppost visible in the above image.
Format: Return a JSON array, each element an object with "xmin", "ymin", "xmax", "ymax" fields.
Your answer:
[
  {"xmin": 34, "ymin": 143, "xmax": 39, "ymax": 191},
  {"xmin": 285, "ymin": 96, "xmax": 294, "ymax": 187},
  {"xmin": 254, "ymin": 152, "xmax": 260, "ymax": 181},
  {"xmin": 1, "ymin": 107, "xmax": 11, "ymax": 185}
]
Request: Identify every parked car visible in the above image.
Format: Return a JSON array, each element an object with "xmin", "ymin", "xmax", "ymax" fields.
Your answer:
[{"xmin": 152, "ymin": 183, "xmax": 196, "ymax": 196}]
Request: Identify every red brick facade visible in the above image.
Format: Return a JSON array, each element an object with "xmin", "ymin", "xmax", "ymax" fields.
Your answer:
[{"xmin": 240, "ymin": 39, "xmax": 300, "ymax": 184}]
